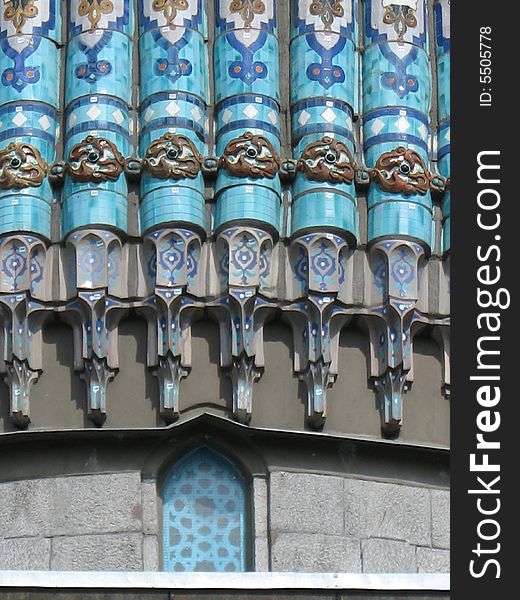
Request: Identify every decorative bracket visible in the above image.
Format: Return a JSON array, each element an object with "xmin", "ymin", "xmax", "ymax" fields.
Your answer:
[
  {"xmin": 284, "ymin": 233, "xmax": 352, "ymax": 428},
  {"xmin": 364, "ymin": 240, "xmax": 427, "ymax": 436},
  {"xmin": 0, "ymin": 294, "xmax": 49, "ymax": 428},
  {"xmin": 209, "ymin": 227, "xmax": 277, "ymax": 424},
  {"xmin": 138, "ymin": 228, "xmax": 205, "ymax": 423}
]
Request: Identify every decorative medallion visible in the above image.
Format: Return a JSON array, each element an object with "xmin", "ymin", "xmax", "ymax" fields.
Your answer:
[
  {"xmin": 143, "ymin": 133, "xmax": 202, "ymax": 180},
  {"xmin": 309, "ymin": 0, "xmax": 344, "ymax": 31},
  {"xmin": 220, "ymin": 132, "xmax": 280, "ymax": 178},
  {"xmin": 382, "ymin": 1, "xmax": 417, "ymax": 42},
  {"xmin": 298, "ymin": 136, "xmax": 355, "ymax": 184},
  {"xmin": 151, "ymin": 0, "xmax": 189, "ymax": 25},
  {"xmin": 3, "ymin": 0, "xmax": 39, "ymax": 34},
  {"xmin": 229, "ymin": 0, "xmax": 266, "ymax": 28},
  {"xmin": 77, "ymin": 0, "xmax": 115, "ymax": 29},
  {"xmin": 0, "ymin": 142, "xmax": 47, "ymax": 189},
  {"xmin": 371, "ymin": 146, "xmax": 432, "ymax": 195},
  {"xmin": 66, "ymin": 135, "xmax": 125, "ymax": 182}
]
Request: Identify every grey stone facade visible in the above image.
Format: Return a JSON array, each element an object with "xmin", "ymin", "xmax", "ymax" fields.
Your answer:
[{"xmin": 0, "ymin": 469, "xmax": 449, "ymax": 573}]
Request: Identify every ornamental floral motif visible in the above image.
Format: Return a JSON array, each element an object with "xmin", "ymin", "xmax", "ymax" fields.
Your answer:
[
  {"xmin": 220, "ymin": 132, "xmax": 280, "ymax": 179},
  {"xmin": 309, "ymin": 0, "xmax": 344, "ymax": 31},
  {"xmin": 151, "ymin": 0, "xmax": 189, "ymax": 25},
  {"xmin": 77, "ymin": 0, "xmax": 114, "ymax": 29},
  {"xmin": 298, "ymin": 136, "xmax": 355, "ymax": 184},
  {"xmin": 229, "ymin": 0, "xmax": 266, "ymax": 28},
  {"xmin": 0, "ymin": 142, "xmax": 47, "ymax": 189},
  {"xmin": 67, "ymin": 136, "xmax": 125, "ymax": 182},
  {"xmin": 382, "ymin": 1, "xmax": 418, "ymax": 41},
  {"xmin": 371, "ymin": 146, "xmax": 432, "ymax": 195},
  {"xmin": 143, "ymin": 133, "xmax": 202, "ymax": 180},
  {"xmin": 3, "ymin": 0, "xmax": 39, "ymax": 34}
]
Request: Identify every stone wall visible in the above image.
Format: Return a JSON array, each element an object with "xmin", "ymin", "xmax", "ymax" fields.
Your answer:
[
  {"xmin": 0, "ymin": 470, "xmax": 449, "ymax": 573},
  {"xmin": 269, "ymin": 472, "xmax": 450, "ymax": 574},
  {"xmin": 0, "ymin": 473, "xmax": 143, "ymax": 571}
]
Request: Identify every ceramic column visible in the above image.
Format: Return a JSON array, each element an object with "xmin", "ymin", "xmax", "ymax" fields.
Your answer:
[
  {"xmin": 60, "ymin": 0, "xmax": 135, "ymax": 424},
  {"xmin": 137, "ymin": 0, "xmax": 208, "ymax": 423},
  {"xmin": 0, "ymin": 0, "xmax": 61, "ymax": 426},
  {"xmin": 363, "ymin": 0, "xmax": 437, "ymax": 435},
  {"xmin": 211, "ymin": 0, "xmax": 281, "ymax": 423},
  {"xmin": 285, "ymin": 0, "xmax": 359, "ymax": 428}
]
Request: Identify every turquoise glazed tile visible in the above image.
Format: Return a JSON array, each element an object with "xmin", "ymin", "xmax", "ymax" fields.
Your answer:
[
  {"xmin": 140, "ymin": 188, "xmax": 206, "ymax": 235},
  {"xmin": 368, "ymin": 185, "xmax": 432, "ymax": 212},
  {"xmin": 61, "ymin": 190, "xmax": 128, "ymax": 235},
  {"xmin": 0, "ymin": 102, "xmax": 59, "ymax": 163},
  {"xmin": 434, "ymin": 0, "xmax": 450, "ymax": 58},
  {"xmin": 213, "ymin": 186, "xmax": 281, "ymax": 234},
  {"xmin": 139, "ymin": 92, "xmax": 207, "ymax": 155},
  {"xmin": 0, "ymin": 35, "xmax": 60, "ymax": 106},
  {"xmin": 137, "ymin": 4, "xmax": 209, "ymax": 234},
  {"xmin": 139, "ymin": 27, "xmax": 208, "ymax": 104},
  {"xmin": 0, "ymin": 2, "xmax": 62, "ymax": 240},
  {"xmin": 63, "ymin": 169, "xmax": 128, "ymax": 200},
  {"xmin": 65, "ymin": 30, "xmax": 133, "ymax": 106},
  {"xmin": 214, "ymin": 30, "xmax": 280, "ymax": 104},
  {"xmin": 141, "ymin": 170, "xmax": 205, "ymax": 201},
  {"xmin": 65, "ymin": 96, "xmax": 132, "ymax": 157},
  {"xmin": 290, "ymin": 33, "xmax": 356, "ymax": 107},
  {"xmin": 438, "ymin": 150, "xmax": 450, "ymax": 180},
  {"xmin": 288, "ymin": 2, "xmax": 359, "ymax": 238},
  {"xmin": 437, "ymin": 53, "xmax": 450, "ymax": 123},
  {"xmin": 216, "ymin": 95, "xmax": 280, "ymax": 143},
  {"xmin": 443, "ymin": 189, "xmax": 450, "ymax": 218},
  {"xmin": 362, "ymin": 43, "xmax": 430, "ymax": 114},
  {"xmin": 442, "ymin": 216, "xmax": 450, "ymax": 253},
  {"xmin": 216, "ymin": 167, "xmax": 282, "ymax": 197},
  {"xmin": 363, "ymin": 108, "xmax": 430, "ymax": 167},
  {"xmin": 291, "ymin": 190, "xmax": 358, "ymax": 241},
  {"xmin": 292, "ymin": 97, "xmax": 355, "ymax": 156},
  {"xmin": 368, "ymin": 202, "xmax": 432, "ymax": 247},
  {"xmin": 437, "ymin": 121, "xmax": 450, "ymax": 176},
  {"xmin": 0, "ymin": 195, "xmax": 52, "ymax": 238}
]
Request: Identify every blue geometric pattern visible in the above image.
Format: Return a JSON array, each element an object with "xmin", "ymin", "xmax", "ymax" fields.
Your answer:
[{"xmin": 162, "ymin": 447, "xmax": 247, "ymax": 572}]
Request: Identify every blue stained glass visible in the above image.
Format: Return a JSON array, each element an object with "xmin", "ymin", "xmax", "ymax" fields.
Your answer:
[{"xmin": 162, "ymin": 447, "xmax": 247, "ymax": 572}]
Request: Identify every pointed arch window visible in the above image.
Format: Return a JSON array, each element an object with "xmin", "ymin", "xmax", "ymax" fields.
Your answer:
[{"xmin": 162, "ymin": 447, "xmax": 248, "ymax": 572}]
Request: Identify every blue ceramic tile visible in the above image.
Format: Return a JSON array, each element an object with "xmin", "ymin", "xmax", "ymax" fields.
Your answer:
[
  {"xmin": 213, "ymin": 186, "xmax": 281, "ymax": 233},
  {"xmin": 290, "ymin": 33, "xmax": 356, "ymax": 107},
  {"xmin": 291, "ymin": 190, "xmax": 358, "ymax": 240},
  {"xmin": 61, "ymin": 189, "xmax": 128, "ymax": 235},
  {"xmin": 0, "ymin": 194, "xmax": 52, "ymax": 238},
  {"xmin": 140, "ymin": 187, "xmax": 206, "ymax": 234},
  {"xmin": 214, "ymin": 30, "xmax": 279, "ymax": 103},
  {"xmin": 362, "ymin": 43, "xmax": 431, "ymax": 114},
  {"xmin": 65, "ymin": 30, "xmax": 133, "ymax": 106},
  {"xmin": 1, "ymin": 34, "xmax": 60, "ymax": 106}
]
